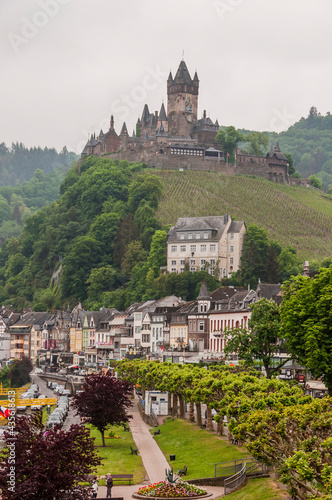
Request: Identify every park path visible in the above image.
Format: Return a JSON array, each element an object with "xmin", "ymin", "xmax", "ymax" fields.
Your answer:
[{"xmin": 97, "ymin": 396, "xmax": 224, "ymax": 499}]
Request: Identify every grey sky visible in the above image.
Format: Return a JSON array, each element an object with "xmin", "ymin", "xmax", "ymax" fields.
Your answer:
[{"xmin": 1, "ymin": 0, "xmax": 331, "ymax": 153}]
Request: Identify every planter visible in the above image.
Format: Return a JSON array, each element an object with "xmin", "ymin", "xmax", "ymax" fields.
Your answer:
[{"xmin": 133, "ymin": 480, "xmax": 210, "ymax": 499}]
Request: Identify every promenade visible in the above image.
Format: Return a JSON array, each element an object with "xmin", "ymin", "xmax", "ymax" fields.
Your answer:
[{"xmin": 97, "ymin": 399, "xmax": 224, "ymax": 499}]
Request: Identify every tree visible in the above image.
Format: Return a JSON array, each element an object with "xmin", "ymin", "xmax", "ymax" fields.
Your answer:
[
  {"xmin": 244, "ymin": 132, "xmax": 269, "ymax": 155},
  {"xmin": 215, "ymin": 126, "xmax": 245, "ymax": 161},
  {"xmin": 72, "ymin": 372, "xmax": 133, "ymax": 447},
  {"xmin": 309, "ymin": 174, "xmax": 323, "ymax": 189},
  {"xmin": 280, "ymin": 267, "xmax": 332, "ymax": 395},
  {"xmin": 224, "ymin": 298, "xmax": 287, "ymax": 378},
  {"xmin": 8, "ymin": 357, "xmax": 32, "ymax": 387},
  {"xmin": 239, "ymin": 224, "xmax": 270, "ymax": 287},
  {"xmin": 0, "ymin": 412, "xmax": 101, "ymax": 500}
]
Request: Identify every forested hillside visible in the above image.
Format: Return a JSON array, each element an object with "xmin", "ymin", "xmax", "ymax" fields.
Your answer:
[
  {"xmin": 0, "ymin": 142, "xmax": 77, "ymax": 186},
  {"xmin": 0, "ymin": 157, "xmax": 331, "ymax": 311},
  {"xmin": 239, "ymin": 107, "xmax": 332, "ymax": 190}
]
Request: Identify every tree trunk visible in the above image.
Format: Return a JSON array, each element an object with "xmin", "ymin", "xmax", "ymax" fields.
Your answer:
[
  {"xmin": 196, "ymin": 402, "xmax": 202, "ymax": 427},
  {"xmin": 217, "ymin": 419, "xmax": 224, "ymax": 436},
  {"xmin": 179, "ymin": 395, "xmax": 185, "ymax": 419},
  {"xmin": 101, "ymin": 430, "xmax": 105, "ymax": 447},
  {"xmin": 188, "ymin": 402, "xmax": 195, "ymax": 422},
  {"xmin": 173, "ymin": 394, "xmax": 178, "ymax": 418},
  {"xmin": 168, "ymin": 393, "xmax": 172, "ymax": 415},
  {"xmin": 206, "ymin": 406, "xmax": 213, "ymax": 430}
]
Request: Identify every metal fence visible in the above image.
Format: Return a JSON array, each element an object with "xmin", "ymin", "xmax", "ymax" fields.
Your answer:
[
  {"xmin": 214, "ymin": 459, "xmax": 245, "ymax": 477},
  {"xmin": 224, "ymin": 463, "xmax": 247, "ymax": 495}
]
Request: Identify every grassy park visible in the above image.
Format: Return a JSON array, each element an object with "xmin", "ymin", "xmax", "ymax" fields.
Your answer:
[
  {"xmin": 87, "ymin": 424, "xmax": 146, "ymax": 485},
  {"xmin": 151, "ymin": 417, "xmax": 249, "ymax": 479}
]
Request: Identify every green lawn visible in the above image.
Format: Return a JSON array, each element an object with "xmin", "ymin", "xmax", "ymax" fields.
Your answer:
[
  {"xmin": 87, "ymin": 425, "xmax": 146, "ymax": 485},
  {"xmin": 151, "ymin": 417, "xmax": 250, "ymax": 479},
  {"xmin": 222, "ymin": 477, "xmax": 288, "ymax": 500}
]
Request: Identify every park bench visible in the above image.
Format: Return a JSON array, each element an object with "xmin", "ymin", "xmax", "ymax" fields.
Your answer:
[
  {"xmin": 131, "ymin": 446, "xmax": 138, "ymax": 455},
  {"xmin": 153, "ymin": 428, "xmax": 160, "ymax": 435},
  {"xmin": 231, "ymin": 437, "xmax": 239, "ymax": 445},
  {"xmin": 123, "ymin": 423, "xmax": 130, "ymax": 432},
  {"xmin": 112, "ymin": 474, "xmax": 134, "ymax": 484},
  {"xmin": 177, "ymin": 465, "xmax": 187, "ymax": 477}
]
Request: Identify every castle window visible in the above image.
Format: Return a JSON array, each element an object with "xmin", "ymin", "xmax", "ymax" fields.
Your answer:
[
  {"xmin": 210, "ymin": 259, "xmax": 216, "ymax": 266},
  {"xmin": 180, "ymin": 233, "xmax": 184, "ymax": 240},
  {"xmin": 188, "ymin": 233, "xmax": 193, "ymax": 239},
  {"xmin": 230, "ymin": 233, "xmax": 234, "ymax": 239},
  {"xmin": 230, "ymin": 245, "xmax": 234, "ymax": 252},
  {"xmin": 180, "ymin": 245, "xmax": 186, "ymax": 252},
  {"xmin": 201, "ymin": 259, "xmax": 206, "ymax": 266},
  {"xmin": 230, "ymin": 257, "xmax": 234, "ymax": 265},
  {"xmin": 210, "ymin": 244, "xmax": 216, "ymax": 252},
  {"xmin": 171, "ymin": 245, "xmax": 177, "ymax": 252},
  {"xmin": 171, "ymin": 260, "xmax": 176, "ymax": 266},
  {"xmin": 190, "ymin": 267, "xmax": 196, "ymax": 272},
  {"xmin": 195, "ymin": 233, "xmax": 201, "ymax": 239},
  {"xmin": 190, "ymin": 244, "xmax": 196, "ymax": 253},
  {"xmin": 204, "ymin": 232, "xmax": 209, "ymax": 239},
  {"xmin": 180, "ymin": 268, "xmax": 184, "ymax": 273},
  {"xmin": 200, "ymin": 244, "xmax": 206, "ymax": 252},
  {"xmin": 180, "ymin": 260, "xmax": 185, "ymax": 265},
  {"xmin": 171, "ymin": 268, "xmax": 176, "ymax": 273},
  {"xmin": 190, "ymin": 259, "xmax": 195, "ymax": 265}
]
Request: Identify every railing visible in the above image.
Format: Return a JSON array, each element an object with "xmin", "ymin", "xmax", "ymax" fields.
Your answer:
[
  {"xmin": 214, "ymin": 459, "xmax": 245, "ymax": 477},
  {"xmin": 224, "ymin": 463, "xmax": 246, "ymax": 495},
  {"xmin": 150, "ymin": 410, "xmax": 158, "ymax": 427},
  {"xmin": 246, "ymin": 459, "xmax": 267, "ymax": 476}
]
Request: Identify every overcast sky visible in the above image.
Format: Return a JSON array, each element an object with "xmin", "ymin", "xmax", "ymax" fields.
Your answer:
[{"xmin": 1, "ymin": 0, "xmax": 331, "ymax": 153}]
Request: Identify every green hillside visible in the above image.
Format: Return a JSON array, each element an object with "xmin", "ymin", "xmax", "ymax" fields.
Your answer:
[{"xmin": 154, "ymin": 170, "xmax": 332, "ymax": 261}]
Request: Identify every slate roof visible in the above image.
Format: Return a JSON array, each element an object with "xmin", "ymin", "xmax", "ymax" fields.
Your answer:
[
  {"xmin": 12, "ymin": 312, "xmax": 54, "ymax": 328},
  {"xmin": 167, "ymin": 215, "xmax": 235, "ymax": 243},
  {"xmin": 158, "ymin": 103, "xmax": 167, "ymax": 122},
  {"xmin": 173, "ymin": 60, "xmax": 193, "ymax": 85}
]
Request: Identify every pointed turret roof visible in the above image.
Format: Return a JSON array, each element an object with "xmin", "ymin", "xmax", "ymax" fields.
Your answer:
[
  {"xmin": 141, "ymin": 104, "xmax": 150, "ymax": 125},
  {"xmin": 167, "ymin": 71, "xmax": 173, "ymax": 83},
  {"xmin": 198, "ymin": 280, "xmax": 210, "ymax": 301},
  {"xmin": 158, "ymin": 102, "xmax": 168, "ymax": 122},
  {"xmin": 174, "ymin": 60, "xmax": 192, "ymax": 85},
  {"xmin": 132, "ymin": 130, "xmax": 136, "ymax": 138},
  {"xmin": 120, "ymin": 122, "xmax": 128, "ymax": 136},
  {"xmin": 193, "ymin": 71, "xmax": 199, "ymax": 82},
  {"xmin": 274, "ymin": 139, "xmax": 281, "ymax": 152}
]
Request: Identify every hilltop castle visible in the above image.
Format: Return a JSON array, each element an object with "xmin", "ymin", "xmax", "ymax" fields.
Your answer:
[{"xmin": 82, "ymin": 59, "xmax": 289, "ymax": 184}]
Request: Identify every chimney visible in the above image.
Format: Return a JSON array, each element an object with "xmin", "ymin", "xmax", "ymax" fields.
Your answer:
[
  {"xmin": 110, "ymin": 115, "xmax": 114, "ymax": 130},
  {"xmin": 155, "ymin": 111, "xmax": 158, "ymax": 122},
  {"xmin": 224, "ymin": 214, "xmax": 229, "ymax": 224},
  {"xmin": 203, "ymin": 110, "xmax": 207, "ymax": 119}
]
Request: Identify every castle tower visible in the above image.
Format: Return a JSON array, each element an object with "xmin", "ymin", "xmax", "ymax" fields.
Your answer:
[{"xmin": 167, "ymin": 60, "xmax": 199, "ymax": 137}]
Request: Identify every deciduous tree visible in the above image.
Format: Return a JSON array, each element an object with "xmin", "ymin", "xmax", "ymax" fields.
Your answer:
[
  {"xmin": 0, "ymin": 412, "xmax": 101, "ymax": 500},
  {"xmin": 72, "ymin": 372, "xmax": 133, "ymax": 447}
]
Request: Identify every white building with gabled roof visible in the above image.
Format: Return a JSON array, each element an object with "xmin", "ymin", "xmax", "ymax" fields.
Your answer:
[{"xmin": 166, "ymin": 214, "xmax": 245, "ymax": 278}]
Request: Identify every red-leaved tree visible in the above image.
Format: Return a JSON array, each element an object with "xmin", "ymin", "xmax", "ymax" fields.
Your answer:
[
  {"xmin": 72, "ymin": 372, "xmax": 133, "ymax": 446},
  {"xmin": 0, "ymin": 412, "xmax": 101, "ymax": 500}
]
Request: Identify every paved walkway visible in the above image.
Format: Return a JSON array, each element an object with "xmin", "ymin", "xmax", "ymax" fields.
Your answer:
[
  {"xmin": 32, "ymin": 374, "xmax": 224, "ymax": 499},
  {"xmin": 97, "ymin": 398, "xmax": 224, "ymax": 499}
]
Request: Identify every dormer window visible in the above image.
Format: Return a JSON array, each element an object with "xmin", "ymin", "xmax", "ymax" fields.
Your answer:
[
  {"xmin": 180, "ymin": 233, "xmax": 184, "ymax": 240},
  {"xmin": 203, "ymin": 232, "xmax": 209, "ymax": 239},
  {"xmin": 188, "ymin": 233, "xmax": 193, "ymax": 239},
  {"xmin": 195, "ymin": 233, "xmax": 201, "ymax": 239}
]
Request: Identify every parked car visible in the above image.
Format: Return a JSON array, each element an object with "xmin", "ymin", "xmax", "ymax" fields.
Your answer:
[
  {"xmin": 62, "ymin": 389, "xmax": 71, "ymax": 397},
  {"xmin": 16, "ymin": 405, "xmax": 27, "ymax": 412},
  {"xmin": 35, "ymin": 368, "xmax": 43, "ymax": 374}
]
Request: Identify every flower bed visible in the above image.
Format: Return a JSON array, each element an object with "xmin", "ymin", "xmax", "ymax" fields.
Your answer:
[{"xmin": 136, "ymin": 480, "xmax": 207, "ymax": 498}]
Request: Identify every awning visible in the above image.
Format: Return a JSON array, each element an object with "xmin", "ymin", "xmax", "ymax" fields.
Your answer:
[{"xmin": 68, "ymin": 365, "xmax": 78, "ymax": 369}]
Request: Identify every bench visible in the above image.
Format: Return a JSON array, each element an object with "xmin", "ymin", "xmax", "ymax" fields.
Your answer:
[
  {"xmin": 131, "ymin": 446, "xmax": 138, "ymax": 455},
  {"xmin": 123, "ymin": 423, "xmax": 130, "ymax": 432},
  {"xmin": 112, "ymin": 474, "xmax": 134, "ymax": 485},
  {"xmin": 177, "ymin": 465, "xmax": 187, "ymax": 477},
  {"xmin": 153, "ymin": 428, "xmax": 160, "ymax": 435},
  {"xmin": 231, "ymin": 438, "xmax": 239, "ymax": 445}
]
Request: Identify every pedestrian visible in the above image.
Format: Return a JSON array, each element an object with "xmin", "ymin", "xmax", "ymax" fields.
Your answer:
[
  {"xmin": 106, "ymin": 473, "xmax": 113, "ymax": 498},
  {"xmin": 91, "ymin": 478, "xmax": 98, "ymax": 499}
]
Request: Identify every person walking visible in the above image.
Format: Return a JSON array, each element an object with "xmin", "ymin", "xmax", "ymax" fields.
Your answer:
[
  {"xmin": 91, "ymin": 478, "xmax": 98, "ymax": 498},
  {"xmin": 106, "ymin": 473, "xmax": 113, "ymax": 498}
]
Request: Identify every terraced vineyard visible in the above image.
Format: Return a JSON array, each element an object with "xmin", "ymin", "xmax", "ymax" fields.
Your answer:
[{"xmin": 154, "ymin": 171, "xmax": 332, "ymax": 261}]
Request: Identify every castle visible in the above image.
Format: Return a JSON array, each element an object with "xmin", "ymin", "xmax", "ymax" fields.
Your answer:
[{"xmin": 82, "ymin": 59, "xmax": 289, "ymax": 184}]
